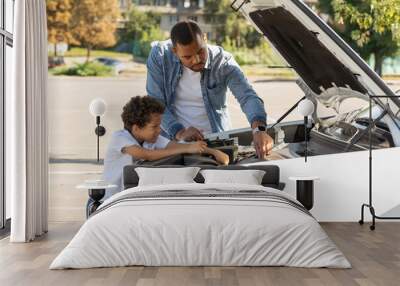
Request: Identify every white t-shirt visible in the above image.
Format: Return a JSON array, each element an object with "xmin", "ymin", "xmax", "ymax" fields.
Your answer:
[
  {"xmin": 102, "ymin": 129, "xmax": 170, "ymax": 199},
  {"xmin": 174, "ymin": 66, "xmax": 212, "ymax": 134}
]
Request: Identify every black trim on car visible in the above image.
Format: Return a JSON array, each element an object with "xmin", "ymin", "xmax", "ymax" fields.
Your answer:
[{"xmin": 249, "ymin": 7, "xmax": 368, "ymax": 95}]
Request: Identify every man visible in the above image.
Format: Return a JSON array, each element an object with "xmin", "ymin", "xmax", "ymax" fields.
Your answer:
[{"xmin": 146, "ymin": 20, "xmax": 273, "ymax": 159}]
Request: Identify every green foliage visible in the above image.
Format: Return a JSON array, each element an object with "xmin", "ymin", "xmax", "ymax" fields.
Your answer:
[
  {"xmin": 205, "ymin": 0, "xmax": 262, "ymax": 49},
  {"xmin": 52, "ymin": 62, "xmax": 113, "ymax": 76},
  {"xmin": 122, "ymin": 6, "xmax": 161, "ymax": 41},
  {"xmin": 204, "ymin": 0, "xmax": 281, "ymax": 66},
  {"xmin": 60, "ymin": 47, "xmax": 131, "ymax": 58},
  {"xmin": 318, "ymin": 0, "xmax": 400, "ymax": 75},
  {"xmin": 132, "ymin": 26, "xmax": 165, "ymax": 58},
  {"xmin": 221, "ymin": 38, "xmax": 281, "ymax": 66},
  {"xmin": 333, "ymin": 0, "xmax": 400, "ymax": 36},
  {"xmin": 121, "ymin": 6, "xmax": 165, "ymax": 58}
]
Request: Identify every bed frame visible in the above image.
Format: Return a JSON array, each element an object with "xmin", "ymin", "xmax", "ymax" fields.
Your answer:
[{"xmin": 123, "ymin": 163, "xmax": 285, "ymax": 191}]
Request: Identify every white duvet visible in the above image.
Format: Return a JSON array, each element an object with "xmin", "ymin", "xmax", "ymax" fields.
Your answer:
[{"xmin": 50, "ymin": 183, "xmax": 351, "ymax": 269}]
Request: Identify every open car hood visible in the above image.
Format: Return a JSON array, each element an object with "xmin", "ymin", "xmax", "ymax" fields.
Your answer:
[
  {"xmin": 233, "ymin": 0, "xmax": 400, "ymax": 149},
  {"xmin": 235, "ymin": 0, "xmax": 398, "ymax": 101}
]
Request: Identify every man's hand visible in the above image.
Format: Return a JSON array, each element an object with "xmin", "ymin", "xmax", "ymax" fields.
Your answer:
[
  {"xmin": 253, "ymin": 131, "xmax": 274, "ymax": 160},
  {"xmin": 175, "ymin": 127, "xmax": 204, "ymax": 142}
]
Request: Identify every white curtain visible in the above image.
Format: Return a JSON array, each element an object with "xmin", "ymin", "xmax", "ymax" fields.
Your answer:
[{"xmin": 8, "ymin": 0, "xmax": 49, "ymax": 242}]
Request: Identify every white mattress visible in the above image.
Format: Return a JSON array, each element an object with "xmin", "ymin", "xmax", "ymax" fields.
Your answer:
[{"xmin": 50, "ymin": 183, "xmax": 350, "ymax": 269}]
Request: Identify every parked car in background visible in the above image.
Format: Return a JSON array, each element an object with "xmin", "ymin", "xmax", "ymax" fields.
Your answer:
[
  {"xmin": 48, "ymin": 56, "xmax": 65, "ymax": 68},
  {"xmin": 94, "ymin": 57, "xmax": 125, "ymax": 75}
]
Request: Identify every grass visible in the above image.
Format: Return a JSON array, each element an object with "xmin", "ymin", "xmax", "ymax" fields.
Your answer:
[
  {"xmin": 50, "ymin": 62, "xmax": 114, "ymax": 77},
  {"xmin": 242, "ymin": 65, "xmax": 296, "ymax": 78},
  {"xmin": 49, "ymin": 48, "xmax": 132, "ymax": 59},
  {"xmin": 382, "ymin": 74, "xmax": 400, "ymax": 80}
]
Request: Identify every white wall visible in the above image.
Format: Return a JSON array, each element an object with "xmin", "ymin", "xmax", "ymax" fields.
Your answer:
[{"xmin": 250, "ymin": 147, "xmax": 400, "ymax": 222}]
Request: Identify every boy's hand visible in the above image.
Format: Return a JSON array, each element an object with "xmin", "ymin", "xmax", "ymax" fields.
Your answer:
[
  {"xmin": 212, "ymin": 150, "xmax": 229, "ymax": 166},
  {"xmin": 185, "ymin": 141, "xmax": 207, "ymax": 154}
]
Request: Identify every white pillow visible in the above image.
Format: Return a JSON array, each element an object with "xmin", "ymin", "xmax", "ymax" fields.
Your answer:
[
  {"xmin": 200, "ymin": 169, "xmax": 266, "ymax": 185},
  {"xmin": 135, "ymin": 167, "xmax": 201, "ymax": 186}
]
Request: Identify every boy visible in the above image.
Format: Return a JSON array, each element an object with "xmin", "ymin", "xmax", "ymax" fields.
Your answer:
[{"xmin": 102, "ymin": 96, "xmax": 229, "ymax": 199}]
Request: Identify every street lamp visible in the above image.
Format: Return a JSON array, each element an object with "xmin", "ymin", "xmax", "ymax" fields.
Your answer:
[{"xmin": 89, "ymin": 98, "xmax": 107, "ymax": 162}]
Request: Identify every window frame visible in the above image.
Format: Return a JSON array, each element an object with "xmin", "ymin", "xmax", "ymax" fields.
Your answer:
[{"xmin": 0, "ymin": 0, "xmax": 14, "ymax": 234}]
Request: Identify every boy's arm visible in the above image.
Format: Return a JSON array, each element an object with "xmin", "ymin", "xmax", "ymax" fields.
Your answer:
[
  {"xmin": 122, "ymin": 145, "xmax": 185, "ymax": 162},
  {"xmin": 122, "ymin": 141, "xmax": 207, "ymax": 162},
  {"xmin": 203, "ymin": 147, "xmax": 230, "ymax": 166},
  {"xmin": 166, "ymin": 142, "xmax": 229, "ymax": 165}
]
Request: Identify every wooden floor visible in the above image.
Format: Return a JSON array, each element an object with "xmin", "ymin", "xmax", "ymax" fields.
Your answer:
[{"xmin": 0, "ymin": 222, "xmax": 399, "ymax": 286}]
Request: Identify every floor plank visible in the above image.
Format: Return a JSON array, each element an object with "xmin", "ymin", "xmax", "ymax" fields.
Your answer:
[{"xmin": 0, "ymin": 222, "xmax": 399, "ymax": 286}]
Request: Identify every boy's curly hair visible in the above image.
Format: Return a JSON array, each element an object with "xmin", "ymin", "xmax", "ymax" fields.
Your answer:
[{"xmin": 121, "ymin": 96, "xmax": 165, "ymax": 130}]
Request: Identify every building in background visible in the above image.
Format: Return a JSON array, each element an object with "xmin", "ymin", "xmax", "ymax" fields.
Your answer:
[
  {"xmin": 126, "ymin": 0, "xmax": 319, "ymax": 40},
  {"xmin": 132, "ymin": 0, "xmax": 213, "ymax": 40},
  {"xmin": 118, "ymin": 0, "xmax": 133, "ymax": 28},
  {"xmin": 305, "ymin": 0, "xmax": 318, "ymax": 9}
]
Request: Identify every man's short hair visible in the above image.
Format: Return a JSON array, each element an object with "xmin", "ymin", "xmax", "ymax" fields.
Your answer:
[
  {"xmin": 170, "ymin": 20, "xmax": 203, "ymax": 47},
  {"xmin": 121, "ymin": 96, "xmax": 165, "ymax": 130}
]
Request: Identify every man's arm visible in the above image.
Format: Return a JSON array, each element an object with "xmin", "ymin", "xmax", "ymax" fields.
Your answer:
[
  {"xmin": 224, "ymin": 55, "xmax": 273, "ymax": 158},
  {"xmin": 224, "ymin": 54, "xmax": 267, "ymax": 126},
  {"xmin": 146, "ymin": 45, "xmax": 185, "ymax": 138}
]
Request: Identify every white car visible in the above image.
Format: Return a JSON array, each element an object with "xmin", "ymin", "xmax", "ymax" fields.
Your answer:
[{"xmin": 208, "ymin": 0, "xmax": 400, "ymax": 162}]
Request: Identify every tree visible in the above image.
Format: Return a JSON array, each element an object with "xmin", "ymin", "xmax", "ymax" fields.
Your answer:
[
  {"xmin": 203, "ymin": 0, "xmax": 283, "ymax": 66},
  {"xmin": 120, "ymin": 6, "xmax": 164, "ymax": 58},
  {"xmin": 318, "ymin": 0, "xmax": 400, "ymax": 76},
  {"xmin": 46, "ymin": 0, "xmax": 73, "ymax": 57},
  {"xmin": 204, "ymin": 0, "xmax": 261, "ymax": 48},
  {"xmin": 70, "ymin": 0, "xmax": 120, "ymax": 62},
  {"xmin": 122, "ymin": 6, "xmax": 161, "ymax": 43}
]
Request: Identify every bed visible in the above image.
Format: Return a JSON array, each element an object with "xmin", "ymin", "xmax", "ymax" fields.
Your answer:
[{"xmin": 50, "ymin": 165, "xmax": 350, "ymax": 269}]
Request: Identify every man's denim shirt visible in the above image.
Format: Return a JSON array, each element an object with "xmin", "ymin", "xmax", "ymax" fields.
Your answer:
[{"xmin": 146, "ymin": 40, "xmax": 267, "ymax": 138}]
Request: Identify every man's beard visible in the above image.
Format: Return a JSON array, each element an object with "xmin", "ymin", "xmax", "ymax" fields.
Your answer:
[{"xmin": 189, "ymin": 63, "xmax": 205, "ymax": 72}]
